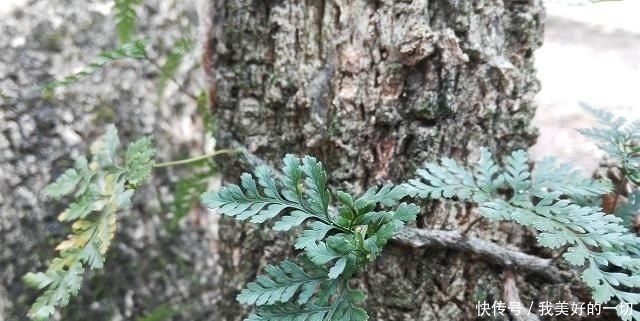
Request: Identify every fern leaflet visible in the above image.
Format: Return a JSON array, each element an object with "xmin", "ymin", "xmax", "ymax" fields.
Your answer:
[{"xmin": 237, "ymin": 260, "xmax": 328, "ymax": 306}]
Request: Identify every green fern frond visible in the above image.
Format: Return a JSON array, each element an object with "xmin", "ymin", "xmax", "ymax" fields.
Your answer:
[
  {"xmin": 579, "ymin": 104, "xmax": 640, "ymax": 185},
  {"xmin": 200, "ymin": 155, "xmax": 333, "ymax": 227},
  {"xmin": 406, "ymin": 148, "xmax": 640, "ymax": 321},
  {"xmin": 237, "ymin": 260, "xmax": 328, "ymax": 306},
  {"xmin": 43, "ymin": 39, "xmax": 147, "ymax": 91},
  {"xmin": 113, "ymin": 0, "xmax": 142, "ymax": 43},
  {"xmin": 246, "ymin": 287, "xmax": 367, "ymax": 321},
  {"xmin": 473, "ymin": 147, "xmax": 503, "ymax": 201},
  {"xmin": 404, "ymin": 160, "xmax": 478, "ymax": 201},
  {"xmin": 43, "ymin": 168, "xmax": 83, "ymax": 199},
  {"xmin": 201, "ymin": 154, "xmax": 416, "ymax": 321},
  {"xmin": 532, "ymin": 157, "xmax": 612, "ymax": 197},
  {"xmin": 24, "ymin": 262, "xmax": 84, "ymax": 320},
  {"xmin": 169, "ymin": 161, "xmax": 216, "ymax": 231},
  {"xmin": 25, "ymin": 125, "xmax": 155, "ymax": 320},
  {"xmin": 295, "ymin": 222, "xmax": 335, "ymax": 250},
  {"xmin": 125, "ymin": 136, "xmax": 155, "ymax": 187},
  {"xmin": 404, "ymin": 148, "xmax": 498, "ymax": 202}
]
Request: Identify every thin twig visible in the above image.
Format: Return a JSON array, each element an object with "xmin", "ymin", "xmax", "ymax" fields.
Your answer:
[
  {"xmin": 462, "ymin": 216, "xmax": 484, "ymax": 235},
  {"xmin": 393, "ymin": 228, "xmax": 561, "ymax": 282},
  {"xmin": 502, "ymin": 269, "xmax": 541, "ymax": 321}
]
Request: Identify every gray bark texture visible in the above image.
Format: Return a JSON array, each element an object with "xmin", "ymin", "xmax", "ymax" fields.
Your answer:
[{"xmin": 208, "ymin": 1, "xmax": 604, "ymax": 320}]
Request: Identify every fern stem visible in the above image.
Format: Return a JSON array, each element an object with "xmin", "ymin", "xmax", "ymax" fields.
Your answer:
[
  {"xmin": 154, "ymin": 149, "xmax": 236, "ymax": 168},
  {"xmin": 143, "ymin": 52, "xmax": 198, "ymax": 101},
  {"xmin": 611, "ymin": 176, "xmax": 628, "ymax": 213}
]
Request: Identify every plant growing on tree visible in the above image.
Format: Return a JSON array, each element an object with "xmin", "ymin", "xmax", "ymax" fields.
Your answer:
[
  {"xmin": 28, "ymin": 8, "xmax": 640, "ymax": 314},
  {"xmin": 200, "ymin": 155, "xmax": 415, "ymax": 321},
  {"xmin": 199, "ymin": 108, "xmax": 640, "ymax": 321},
  {"xmin": 42, "ymin": 0, "xmax": 213, "ymax": 232},
  {"xmin": 28, "ymin": 108, "xmax": 640, "ymax": 320},
  {"xmin": 23, "ymin": 125, "xmax": 231, "ymax": 320},
  {"xmin": 404, "ymin": 148, "xmax": 640, "ymax": 321},
  {"xmin": 578, "ymin": 105, "xmax": 640, "ymax": 230},
  {"xmin": 25, "ymin": 1, "xmax": 218, "ymax": 318}
]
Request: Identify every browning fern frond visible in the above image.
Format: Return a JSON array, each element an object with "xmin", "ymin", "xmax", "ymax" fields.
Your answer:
[{"xmin": 24, "ymin": 125, "xmax": 155, "ymax": 320}]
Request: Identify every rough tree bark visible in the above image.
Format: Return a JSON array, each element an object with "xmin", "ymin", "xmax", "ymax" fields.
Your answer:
[{"xmin": 205, "ymin": 1, "xmax": 585, "ymax": 320}]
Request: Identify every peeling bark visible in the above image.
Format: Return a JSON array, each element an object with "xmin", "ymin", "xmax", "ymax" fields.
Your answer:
[{"xmin": 203, "ymin": 1, "xmax": 586, "ymax": 320}]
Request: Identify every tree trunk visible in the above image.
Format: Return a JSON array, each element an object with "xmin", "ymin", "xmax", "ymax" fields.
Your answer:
[{"xmin": 207, "ymin": 1, "xmax": 567, "ymax": 320}]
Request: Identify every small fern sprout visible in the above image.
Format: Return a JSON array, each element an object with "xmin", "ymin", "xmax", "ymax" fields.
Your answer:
[
  {"xmin": 404, "ymin": 148, "xmax": 640, "ymax": 321},
  {"xmin": 201, "ymin": 154, "xmax": 416, "ymax": 321}
]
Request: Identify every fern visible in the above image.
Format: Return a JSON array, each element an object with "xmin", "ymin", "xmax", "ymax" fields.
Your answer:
[
  {"xmin": 405, "ymin": 148, "xmax": 640, "ymax": 321},
  {"xmin": 579, "ymin": 103, "xmax": 640, "ymax": 185},
  {"xmin": 237, "ymin": 260, "xmax": 327, "ymax": 306},
  {"xmin": 43, "ymin": 39, "xmax": 147, "ymax": 91},
  {"xmin": 24, "ymin": 125, "xmax": 155, "ymax": 320},
  {"xmin": 169, "ymin": 160, "xmax": 216, "ymax": 232},
  {"xmin": 201, "ymin": 155, "xmax": 417, "ymax": 321},
  {"xmin": 113, "ymin": 0, "xmax": 142, "ymax": 44},
  {"xmin": 135, "ymin": 304, "xmax": 178, "ymax": 321},
  {"xmin": 157, "ymin": 37, "xmax": 195, "ymax": 99},
  {"xmin": 246, "ymin": 290, "xmax": 368, "ymax": 321}
]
